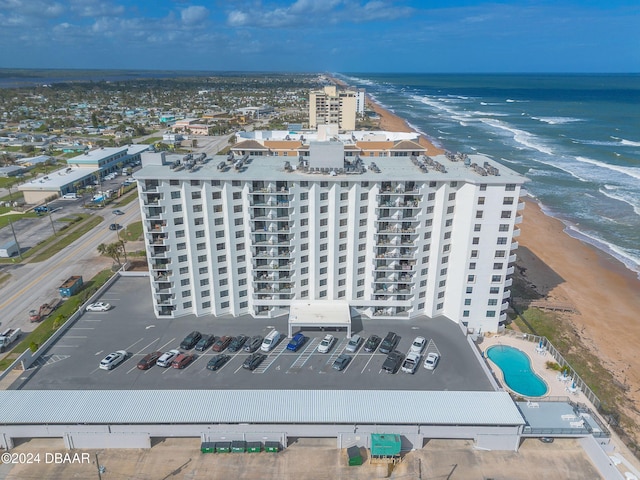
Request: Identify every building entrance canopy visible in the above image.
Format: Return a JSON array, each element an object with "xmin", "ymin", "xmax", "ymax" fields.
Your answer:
[{"xmin": 288, "ymin": 301, "xmax": 352, "ymax": 338}]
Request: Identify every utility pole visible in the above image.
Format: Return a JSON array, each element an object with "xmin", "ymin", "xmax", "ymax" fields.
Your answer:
[
  {"xmin": 47, "ymin": 203, "xmax": 57, "ymax": 236},
  {"xmin": 7, "ymin": 216, "xmax": 22, "ymax": 260}
]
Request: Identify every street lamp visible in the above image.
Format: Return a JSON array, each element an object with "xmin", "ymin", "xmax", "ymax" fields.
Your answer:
[
  {"xmin": 113, "ymin": 213, "xmax": 128, "ymax": 264},
  {"xmin": 46, "ymin": 202, "xmax": 57, "ymax": 237}
]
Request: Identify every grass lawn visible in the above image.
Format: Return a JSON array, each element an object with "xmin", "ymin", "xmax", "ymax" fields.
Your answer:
[
  {"xmin": 122, "ymin": 221, "xmax": 143, "ymax": 241},
  {"xmin": 137, "ymin": 137, "xmax": 163, "ymax": 145},
  {"xmin": 0, "ymin": 211, "xmax": 38, "ymax": 230},
  {"xmin": 27, "ymin": 215, "xmax": 103, "ymax": 263}
]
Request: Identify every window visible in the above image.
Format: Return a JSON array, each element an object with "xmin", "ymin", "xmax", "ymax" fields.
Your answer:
[
  {"xmin": 493, "ymin": 263, "xmax": 503, "ymax": 270},
  {"xmin": 360, "ymin": 206, "xmax": 367, "ymax": 214},
  {"xmin": 190, "ymin": 180, "xmax": 200, "ymax": 186},
  {"xmin": 176, "ymin": 230, "xmax": 185, "ymax": 238},
  {"xmin": 357, "ymin": 279, "xmax": 364, "ymax": 286},
  {"xmin": 358, "ymin": 267, "xmax": 365, "ymax": 275},
  {"xmin": 182, "ymin": 290, "xmax": 191, "ymax": 298},
  {"xmin": 360, "ymin": 192, "xmax": 368, "ymax": 201},
  {"xmin": 320, "ymin": 192, "xmax": 328, "ymax": 201},
  {"xmin": 444, "ymin": 231, "xmax": 451, "ymax": 239},
  {"xmin": 194, "ymin": 217, "xmax": 204, "ymax": 226},
  {"xmin": 301, "ymin": 290, "xmax": 308, "ymax": 298},
  {"xmin": 319, "ymin": 290, "xmax": 327, "ymax": 298},
  {"xmin": 239, "ymin": 290, "xmax": 247, "ymax": 297},
  {"xmin": 426, "ymin": 206, "xmax": 434, "ymax": 214},
  {"xmin": 338, "ymin": 278, "xmax": 346, "ymax": 286},
  {"xmin": 357, "ymin": 291, "xmax": 364, "ymax": 298},
  {"xmin": 320, "ymin": 231, "xmax": 328, "ymax": 239},
  {"xmin": 503, "ymin": 196, "xmax": 514, "ymax": 205},
  {"xmin": 339, "ymin": 243, "xmax": 347, "ymax": 251},
  {"xmin": 466, "ymin": 286, "xmax": 473, "ymax": 294},
  {"xmin": 358, "ymin": 255, "xmax": 366, "ymax": 263},
  {"xmin": 170, "ymin": 180, "xmax": 179, "ymax": 186},
  {"xmin": 183, "ymin": 301, "xmax": 192, "ymax": 308},
  {"xmin": 477, "ymin": 196, "xmax": 485, "ymax": 205},
  {"xmin": 476, "ymin": 211, "xmax": 483, "ymax": 219},
  {"xmin": 436, "ymin": 303, "xmax": 443, "ymax": 310},
  {"xmin": 197, "ymin": 255, "xmax": 207, "ymax": 263},
  {"xmin": 192, "ymin": 204, "xmax": 202, "ymax": 213},
  {"xmin": 170, "ymin": 191, "xmax": 181, "ymax": 199},
  {"xmin": 191, "ymin": 191, "xmax": 201, "ymax": 200},
  {"xmin": 216, "ymin": 243, "xmax": 225, "ymax": 251},
  {"xmin": 480, "ymin": 184, "xmax": 487, "ymax": 191},
  {"xmin": 237, "ymin": 243, "xmax": 244, "ymax": 251},
  {"xmin": 301, "ymin": 266, "xmax": 308, "ymax": 274},
  {"xmin": 219, "ymin": 278, "xmax": 228, "ymax": 286},
  {"xmin": 301, "ymin": 218, "xmax": 309, "ymax": 226},
  {"xmin": 506, "ymin": 184, "xmax": 516, "ymax": 191},
  {"xmin": 489, "ymin": 286, "xmax": 500, "ymax": 294},
  {"xmin": 217, "ymin": 254, "xmax": 226, "ymax": 262},
  {"xmin": 488, "ymin": 299, "xmax": 498, "ymax": 306},
  {"xmin": 442, "ymin": 244, "xmax": 450, "ymax": 252},
  {"xmin": 338, "ymin": 290, "xmax": 345, "ymax": 298},
  {"xmin": 428, "ymin": 192, "xmax": 436, "ymax": 201},
  {"xmin": 201, "ymin": 290, "xmax": 210, "ymax": 297},
  {"xmin": 320, "ymin": 243, "xmax": 327, "ymax": 251},
  {"xmin": 359, "ymin": 219, "xmax": 367, "ymax": 227},
  {"xmin": 238, "ymin": 267, "xmax": 246, "ymax": 274},
  {"xmin": 220, "ymin": 301, "xmax": 229, "ymax": 308},
  {"xmin": 448, "ymin": 192, "xmax": 456, "ymax": 201},
  {"xmin": 234, "ymin": 218, "xmax": 243, "ymax": 226},
  {"xmin": 213, "ymin": 205, "xmax": 222, "ymax": 213},
  {"xmin": 463, "ymin": 310, "xmax": 470, "ymax": 317},
  {"xmin": 239, "ymin": 278, "xmax": 246, "ymax": 286},
  {"xmin": 174, "ymin": 218, "xmax": 184, "ymax": 226},
  {"xmin": 495, "ymin": 250, "xmax": 506, "ymax": 258},
  {"xmin": 301, "ymin": 255, "xmax": 308, "ymax": 263},
  {"xmin": 215, "ymin": 230, "xmax": 224, "ymax": 238},
  {"xmin": 474, "ymin": 224, "xmax": 481, "ymax": 232},
  {"xmin": 469, "ymin": 262, "xmax": 476, "ymax": 270},
  {"xmin": 320, "ymin": 218, "xmax": 328, "ymax": 226},
  {"xmin": 497, "ymin": 237, "xmax": 507, "ymax": 245},
  {"xmin": 340, "ymin": 219, "xmax": 348, "ymax": 226},
  {"xmin": 240, "ymin": 301, "xmax": 248, "ymax": 309},
  {"xmin": 233, "ymin": 192, "xmax": 241, "ymax": 200},
  {"xmin": 202, "ymin": 301, "xmax": 211, "ymax": 309},
  {"xmin": 320, "ymin": 255, "xmax": 327, "ymax": 263},
  {"xmin": 491, "ymin": 275, "xmax": 502, "ymax": 283},
  {"xmin": 446, "ymin": 206, "xmax": 454, "ymax": 214},
  {"xmin": 320, "ymin": 279, "xmax": 327, "ymax": 286},
  {"xmin": 235, "ymin": 231, "xmax": 244, "ymax": 239},
  {"xmin": 301, "ymin": 243, "xmax": 308, "ymax": 251},
  {"xmin": 320, "ymin": 267, "xmax": 328, "ymax": 275},
  {"xmin": 320, "ymin": 181, "xmax": 328, "ymax": 187},
  {"xmin": 440, "ymin": 268, "xmax": 447, "ymax": 276},
  {"xmin": 220, "ymin": 290, "xmax": 229, "ymax": 298},
  {"xmin": 422, "ymin": 256, "xmax": 429, "ymax": 264},
  {"xmin": 339, "ymin": 206, "xmax": 348, "ymax": 214},
  {"xmin": 486, "ymin": 310, "xmax": 496, "ymax": 317},
  {"xmin": 233, "ymin": 205, "xmax": 243, "ymax": 213},
  {"xmin": 445, "ymin": 219, "xmax": 453, "ymax": 227},
  {"xmin": 196, "ymin": 242, "xmax": 206, "ymax": 251},
  {"xmin": 199, "ymin": 267, "xmax": 208, "ymax": 274},
  {"xmin": 471, "ymin": 250, "xmax": 478, "ymax": 258},
  {"xmin": 179, "ymin": 268, "xmax": 189, "ymax": 276},
  {"xmin": 439, "ymin": 280, "xmax": 446, "ymax": 287},
  {"xmin": 341, "ymin": 181, "xmax": 348, "ymax": 188},
  {"xmin": 177, "ymin": 242, "xmax": 186, "ymax": 250},
  {"xmin": 421, "ymin": 268, "xmax": 428, "ymax": 275},
  {"xmin": 467, "ymin": 275, "xmax": 475, "ymax": 283},
  {"xmin": 232, "ymin": 180, "xmax": 240, "ymax": 187},
  {"xmin": 358, "ymin": 243, "xmax": 366, "ymax": 251},
  {"xmin": 212, "ymin": 192, "xmax": 221, "ymax": 200},
  {"xmin": 359, "ymin": 231, "xmax": 366, "ymax": 239},
  {"xmin": 501, "ymin": 210, "xmax": 512, "ymax": 219},
  {"xmin": 419, "ymin": 291, "xmax": 426, "ymax": 298},
  {"xmin": 237, "ymin": 255, "xmax": 245, "ymax": 263},
  {"xmin": 464, "ymin": 298, "xmax": 471, "ymax": 305}
]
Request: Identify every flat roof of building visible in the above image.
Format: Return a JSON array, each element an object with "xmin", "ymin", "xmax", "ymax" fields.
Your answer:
[
  {"xmin": 0, "ymin": 390, "xmax": 525, "ymax": 426},
  {"xmin": 135, "ymin": 152, "xmax": 527, "ymax": 185},
  {"xmin": 17, "ymin": 166, "xmax": 98, "ymax": 191}
]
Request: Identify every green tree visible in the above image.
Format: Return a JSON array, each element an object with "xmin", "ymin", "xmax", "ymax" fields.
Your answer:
[
  {"xmin": 97, "ymin": 242, "xmax": 125, "ymax": 265},
  {"xmin": 91, "ymin": 111, "xmax": 99, "ymax": 128}
]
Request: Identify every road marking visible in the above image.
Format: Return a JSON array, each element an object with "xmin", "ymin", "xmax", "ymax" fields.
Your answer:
[
  {"xmin": 157, "ymin": 337, "xmax": 176, "ymax": 352},
  {"xmin": 254, "ymin": 342, "xmax": 288, "ymax": 373},
  {"xmin": 84, "ymin": 319, "xmax": 102, "ymax": 322},
  {"xmin": 287, "ymin": 338, "xmax": 319, "ymax": 371},
  {"xmin": 64, "ymin": 336, "xmax": 87, "ymax": 339},
  {"xmin": 54, "ymin": 345, "xmax": 79, "ymax": 347},
  {"xmin": 135, "ymin": 337, "xmax": 161, "ymax": 355},
  {"xmin": 125, "ymin": 337, "xmax": 145, "ymax": 352},
  {"xmin": 69, "ymin": 327, "xmax": 95, "ymax": 330}
]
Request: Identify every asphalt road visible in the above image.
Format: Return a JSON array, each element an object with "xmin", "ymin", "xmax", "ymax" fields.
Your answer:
[{"xmin": 0, "ymin": 199, "xmax": 141, "ymax": 335}]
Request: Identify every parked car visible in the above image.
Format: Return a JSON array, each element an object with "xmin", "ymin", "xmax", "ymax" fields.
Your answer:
[
  {"xmin": 345, "ymin": 334, "xmax": 362, "ymax": 353},
  {"xmin": 62, "ymin": 193, "xmax": 78, "ymax": 199},
  {"xmin": 211, "ymin": 336, "xmax": 232, "ymax": 352},
  {"xmin": 286, "ymin": 332, "xmax": 307, "ymax": 352},
  {"xmin": 401, "ymin": 352, "xmax": 421, "ymax": 374},
  {"xmin": 86, "ymin": 302, "xmax": 111, "ymax": 312},
  {"xmin": 34, "ymin": 205, "xmax": 48, "ymax": 214},
  {"xmin": 172, "ymin": 353, "xmax": 196, "ymax": 369},
  {"xmin": 242, "ymin": 352, "xmax": 267, "ymax": 371},
  {"xmin": 379, "ymin": 332, "xmax": 399, "ymax": 354},
  {"xmin": 363, "ymin": 335, "xmax": 381, "ymax": 353},
  {"xmin": 113, "ymin": 209, "xmax": 124, "ymax": 215},
  {"xmin": 317, "ymin": 334, "xmax": 335, "ymax": 354},
  {"xmin": 332, "ymin": 353, "xmax": 352, "ymax": 371},
  {"xmin": 382, "ymin": 351, "xmax": 404, "ymax": 374},
  {"xmin": 228, "ymin": 335, "xmax": 248, "ymax": 352},
  {"xmin": 244, "ymin": 335, "xmax": 263, "ymax": 353},
  {"xmin": 99, "ymin": 350, "xmax": 127, "ymax": 370},
  {"xmin": 261, "ymin": 330, "xmax": 281, "ymax": 352},
  {"xmin": 156, "ymin": 349, "xmax": 181, "ymax": 368},
  {"xmin": 410, "ymin": 336, "xmax": 426, "ymax": 353},
  {"xmin": 195, "ymin": 334, "xmax": 215, "ymax": 352},
  {"xmin": 108, "ymin": 223, "xmax": 121, "ymax": 231},
  {"xmin": 180, "ymin": 331, "xmax": 202, "ymax": 350},
  {"xmin": 207, "ymin": 354, "xmax": 231, "ymax": 371},
  {"xmin": 137, "ymin": 351, "xmax": 162, "ymax": 370},
  {"xmin": 424, "ymin": 352, "xmax": 440, "ymax": 370}
]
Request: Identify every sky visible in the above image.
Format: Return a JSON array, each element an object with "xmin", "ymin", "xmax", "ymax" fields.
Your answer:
[{"xmin": 0, "ymin": 0, "xmax": 638, "ymax": 73}]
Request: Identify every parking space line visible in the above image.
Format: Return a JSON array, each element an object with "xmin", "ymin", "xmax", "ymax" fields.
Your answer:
[
  {"xmin": 325, "ymin": 338, "xmax": 349, "ymax": 365},
  {"xmin": 64, "ymin": 336, "xmax": 87, "ymax": 339},
  {"xmin": 70, "ymin": 327, "xmax": 95, "ymax": 330},
  {"xmin": 125, "ymin": 337, "xmax": 145, "ymax": 352},
  {"xmin": 254, "ymin": 343, "xmax": 288, "ymax": 373},
  {"xmin": 156, "ymin": 338, "xmax": 176, "ymax": 352},
  {"xmin": 135, "ymin": 338, "xmax": 161, "ymax": 355},
  {"xmin": 361, "ymin": 353, "xmax": 379, "ymax": 374},
  {"xmin": 288, "ymin": 338, "xmax": 319, "ymax": 371}
]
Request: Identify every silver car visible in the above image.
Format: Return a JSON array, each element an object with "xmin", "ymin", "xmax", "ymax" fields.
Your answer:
[{"xmin": 345, "ymin": 334, "xmax": 362, "ymax": 353}]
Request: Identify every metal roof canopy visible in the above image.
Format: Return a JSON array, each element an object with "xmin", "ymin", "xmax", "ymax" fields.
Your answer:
[{"xmin": 288, "ymin": 301, "xmax": 352, "ymax": 338}]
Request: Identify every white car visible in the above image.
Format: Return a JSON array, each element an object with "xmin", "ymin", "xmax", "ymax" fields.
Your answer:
[
  {"xmin": 99, "ymin": 350, "xmax": 127, "ymax": 370},
  {"xmin": 424, "ymin": 352, "xmax": 440, "ymax": 370},
  {"xmin": 86, "ymin": 302, "xmax": 111, "ymax": 312},
  {"xmin": 317, "ymin": 334, "xmax": 335, "ymax": 354},
  {"xmin": 61, "ymin": 193, "xmax": 77, "ymax": 199},
  {"xmin": 410, "ymin": 336, "xmax": 426, "ymax": 353},
  {"xmin": 156, "ymin": 349, "xmax": 181, "ymax": 368}
]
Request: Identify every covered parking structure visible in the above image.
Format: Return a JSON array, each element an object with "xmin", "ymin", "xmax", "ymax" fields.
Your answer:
[
  {"xmin": 0, "ymin": 390, "xmax": 526, "ymax": 451},
  {"xmin": 288, "ymin": 301, "xmax": 352, "ymax": 338}
]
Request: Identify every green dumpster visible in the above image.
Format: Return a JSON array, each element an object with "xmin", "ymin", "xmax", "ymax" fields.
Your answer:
[
  {"xmin": 232, "ymin": 440, "xmax": 246, "ymax": 453},
  {"xmin": 246, "ymin": 442, "xmax": 262, "ymax": 453},
  {"xmin": 264, "ymin": 441, "xmax": 280, "ymax": 453},
  {"xmin": 215, "ymin": 441, "xmax": 231, "ymax": 453},
  {"xmin": 200, "ymin": 442, "xmax": 215, "ymax": 454},
  {"xmin": 347, "ymin": 445, "xmax": 363, "ymax": 466}
]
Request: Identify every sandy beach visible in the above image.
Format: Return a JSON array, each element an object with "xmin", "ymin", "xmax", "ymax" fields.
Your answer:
[{"xmin": 354, "ymin": 80, "xmax": 640, "ymax": 439}]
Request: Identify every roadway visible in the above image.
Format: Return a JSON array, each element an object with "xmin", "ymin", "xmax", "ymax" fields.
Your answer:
[{"xmin": 0, "ymin": 199, "xmax": 142, "ymax": 335}]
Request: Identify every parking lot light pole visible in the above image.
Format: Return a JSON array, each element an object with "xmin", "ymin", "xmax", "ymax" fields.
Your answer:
[
  {"xmin": 47, "ymin": 202, "xmax": 57, "ymax": 237},
  {"xmin": 7, "ymin": 217, "xmax": 23, "ymax": 260}
]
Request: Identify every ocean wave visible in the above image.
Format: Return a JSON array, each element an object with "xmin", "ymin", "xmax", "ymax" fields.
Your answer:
[
  {"xmin": 612, "ymin": 136, "xmax": 640, "ymax": 147},
  {"xmin": 598, "ymin": 187, "xmax": 640, "ymax": 216},
  {"xmin": 477, "ymin": 118, "xmax": 555, "ymax": 155},
  {"xmin": 574, "ymin": 156, "xmax": 640, "ymax": 181},
  {"xmin": 533, "ymin": 116, "xmax": 583, "ymax": 125}
]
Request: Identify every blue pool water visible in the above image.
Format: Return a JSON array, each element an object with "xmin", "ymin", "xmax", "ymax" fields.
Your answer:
[{"xmin": 486, "ymin": 345, "xmax": 548, "ymax": 397}]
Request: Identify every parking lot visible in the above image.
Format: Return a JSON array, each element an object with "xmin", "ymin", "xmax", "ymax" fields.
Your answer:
[{"xmin": 12, "ymin": 276, "xmax": 494, "ymax": 392}]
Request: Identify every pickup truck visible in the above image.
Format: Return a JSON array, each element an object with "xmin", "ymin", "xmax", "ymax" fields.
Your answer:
[
  {"xmin": 29, "ymin": 299, "xmax": 62, "ymax": 322},
  {"xmin": 401, "ymin": 352, "xmax": 421, "ymax": 374},
  {"xmin": 0, "ymin": 328, "xmax": 22, "ymax": 353}
]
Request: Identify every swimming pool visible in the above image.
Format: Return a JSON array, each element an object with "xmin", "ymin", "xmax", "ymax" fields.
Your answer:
[{"xmin": 486, "ymin": 345, "xmax": 548, "ymax": 397}]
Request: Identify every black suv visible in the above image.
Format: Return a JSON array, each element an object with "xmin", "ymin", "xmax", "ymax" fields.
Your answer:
[
  {"xmin": 195, "ymin": 334, "xmax": 215, "ymax": 352},
  {"xmin": 379, "ymin": 332, "xmax": 399, "ymax": 354},
  {"xmin": 382, "ymin": 351, "xmax": 404, "ymax": 373},
  {"xmin": 228, "ymin": 335, "xmax": 248, "ymax": 353},
  {"xmin": 363, "ymin": 335, "xmax": 381, "ymax": 353},
  {"xmin": 180, "ymin": 331, "xmax": 202, "ymax": 350},
  {"xmin": 242, "ymin": 352, "xmax": 267, "ymax": 371}
]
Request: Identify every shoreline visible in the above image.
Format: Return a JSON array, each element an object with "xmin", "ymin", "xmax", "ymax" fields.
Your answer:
[{"xmin": 335, "ymin": 76, "xmax": 640, "ymax": 436}]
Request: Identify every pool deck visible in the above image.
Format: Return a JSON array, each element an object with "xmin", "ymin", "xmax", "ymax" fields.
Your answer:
[{"xmin": 480, "ymin": 333, "xmax": 587, "ymax": 402}]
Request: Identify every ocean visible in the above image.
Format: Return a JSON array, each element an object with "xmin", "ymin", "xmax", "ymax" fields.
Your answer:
[{"xmin": 338, "ymin": 73, "xmax": 640, "ymax": 278}]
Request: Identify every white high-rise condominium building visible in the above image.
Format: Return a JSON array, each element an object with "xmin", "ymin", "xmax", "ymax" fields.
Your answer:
[
  {"xmin": 135, "ymin": 137, "xmax": 527, "ymax": 333},
  {"xmin": 309, "ymin": 86, "xmax": 357, "ymax": 131}
]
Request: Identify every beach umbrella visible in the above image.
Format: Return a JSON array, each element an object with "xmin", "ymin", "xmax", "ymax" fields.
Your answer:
[
  {"xmin": 571, "ymin": 380, "xmax": 576, "ymax": 389},
  {"xmin": 539, "ymin": 339, "xmax": 543, "ymax": 348}
]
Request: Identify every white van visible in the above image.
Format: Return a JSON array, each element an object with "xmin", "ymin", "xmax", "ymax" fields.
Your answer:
[{"xmin": 260, "ymin": 330, "xmax": 280, "ymax": 352}]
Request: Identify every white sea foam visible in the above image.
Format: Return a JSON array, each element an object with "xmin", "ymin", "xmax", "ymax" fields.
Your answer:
[
  {"xmin": 574, "ymin": 156, "xmax": 640, "ymax": 181},
  {"xmin": 620, "ymin": 139, "xmax": 640, "ymax": 147},
  {"xmin": 533, "ymin": 116, "xmax": 583, "ymax": 125},
  {"xmin": 599, "ymin": 187, "xmax": 640, "ymax": 216},
  {"xmin": 478, "ymin": 118, "xmax": 555, "ymax": 155}
]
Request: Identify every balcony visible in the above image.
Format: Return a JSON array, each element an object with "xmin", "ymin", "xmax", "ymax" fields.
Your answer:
[
  {"xmin": 506, "ymin": 266, "xmax": 515, "ymax": 275},
  {"xmin": 517, "ymin": 201, "xmax": 525, "ymax": 211},
  {"xmin": 253, "ymin": 249, "xmax": 293, "ymax": 259},
  {"xmin": 254, "ymin": 273, "xmax": 294, "ymax": 282},
  {"xmin": 501, "ymin": 301, "xmax": 509, "ymax": 311},
  {"xmin": 499, "ymin": 312, "xmax": 507, "ymax": 322},
  {"xmin": 376, "ymin": 251, "xmax": 415, "ymax": 260},
  {"xmin": 510, "ymin": 241, "xmax": 519, "ymax": 251},
  {"xmin": 512, "ymin": 228, "xmax": 521, "ymax": 238},
  {"xmin": 508, "ymin": 254, "xmax": 517, "ymax": 263},
  {"xmin": 502, "ymin": 290, "xmax": 511, "ymax": 300},
  {"xmin": 150, "ymin": 249, "xmax": 169, "ymax": 258},
  {"xmin": 504, "ymin": 278, "xmax": 513, "ymax": 287},
  {"xmin": 514, "ymin": 215, "xmax": 523, "ymax": 225},
  {"xmin": 375, "ymin": 262, "xmax": 416, "ymax": 272}
]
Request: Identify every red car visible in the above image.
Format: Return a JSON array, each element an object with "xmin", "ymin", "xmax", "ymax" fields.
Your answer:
[
  {"xmin": 137, "ymin": 351, "xmax": 162, "ymax": 370},
  {"xmin": 171, "ymin": 353, "xmax": 196, "ymax": 369},
  {"xmin": 211, "ymin": 335, "xmax": 232, "ymax": 352}
]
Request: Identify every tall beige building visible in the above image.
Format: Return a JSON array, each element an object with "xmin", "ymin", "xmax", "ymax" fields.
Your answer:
[{"xmin": 309, "ymin": 86, "xmax": 357, "ymax": 131}]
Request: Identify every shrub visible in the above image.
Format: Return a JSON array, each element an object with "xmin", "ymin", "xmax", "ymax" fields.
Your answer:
[{"xmin": 29, "ymin": 342, "xmax": 39, "ymax": 353}]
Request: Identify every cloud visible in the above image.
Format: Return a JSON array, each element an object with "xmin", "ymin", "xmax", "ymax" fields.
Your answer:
[
  {"xmin": 69, "ymin": 0, "xmax": 125, "ymax": 18},
  {"xmin": 180, "ymin": 5, "xmax": 209, "ymax": 26},
  {"xmin": 0, "ymin": 0, "xmax": 64, "ymax": 18}
]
